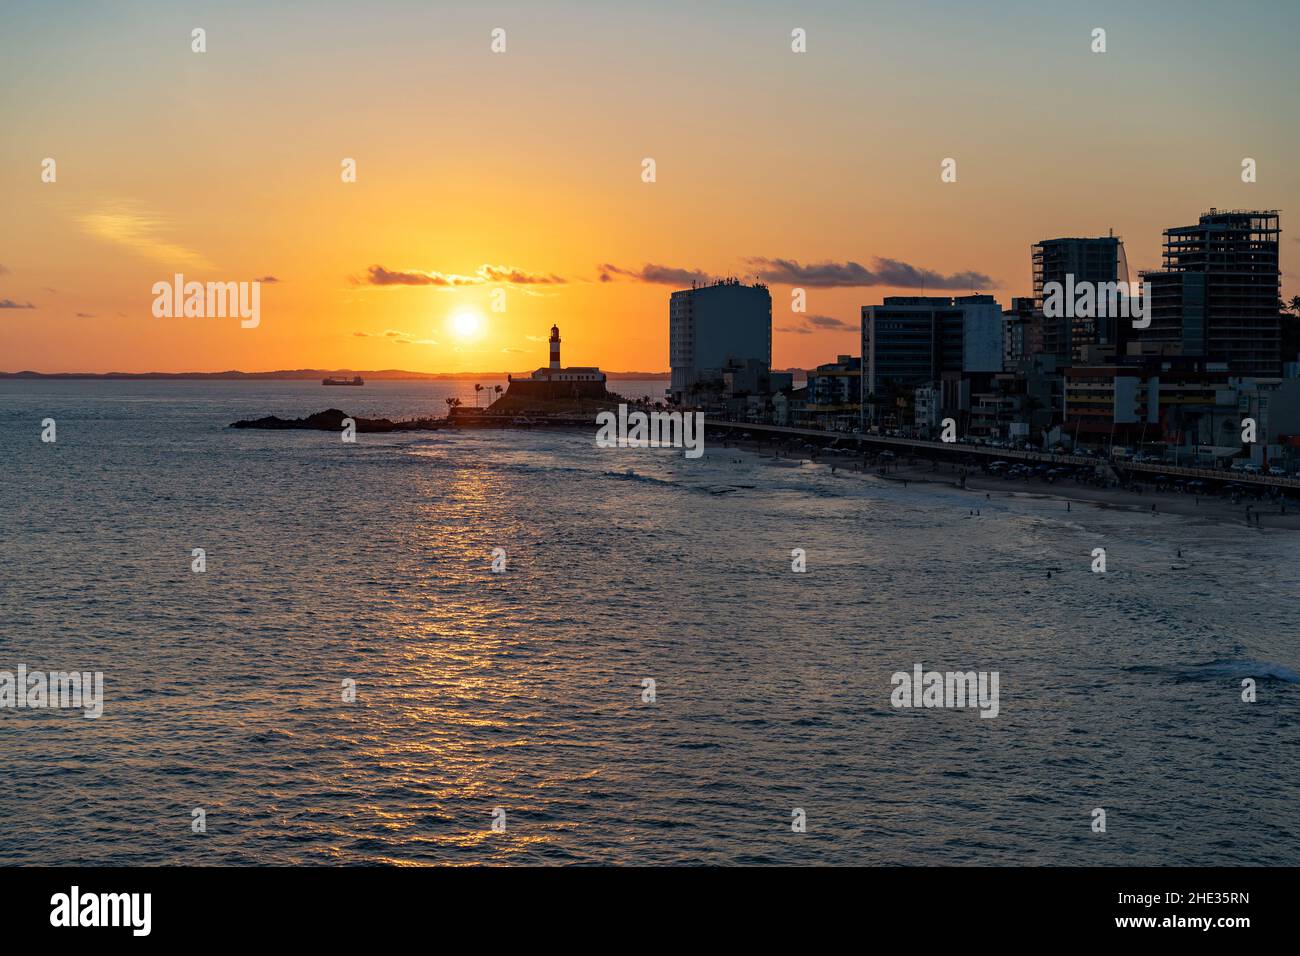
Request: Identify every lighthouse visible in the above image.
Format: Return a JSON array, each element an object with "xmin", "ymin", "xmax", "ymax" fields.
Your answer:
[{"xmin": 508, "ymin": 323, "xmax": 607, "ymax": 399}]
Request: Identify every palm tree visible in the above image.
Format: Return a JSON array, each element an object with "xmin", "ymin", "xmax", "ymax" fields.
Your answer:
[
  {"xmin": 1282, "ymin": 297, "xmax": 1300, "ymax": 364},
  {"xmin": 474, "ymin": 383, "xmax": 484, "ymax": 407}
]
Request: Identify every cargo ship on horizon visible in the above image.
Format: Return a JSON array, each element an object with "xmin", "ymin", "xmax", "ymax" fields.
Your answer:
[{"xmin": 322, "ymin": 375, "xmax": 364, "ymax": 386}]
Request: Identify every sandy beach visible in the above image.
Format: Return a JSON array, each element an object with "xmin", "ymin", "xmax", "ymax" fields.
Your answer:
[{"xmin": 717, "ymin": 436, "xmax": 1300, "ymax": 531}]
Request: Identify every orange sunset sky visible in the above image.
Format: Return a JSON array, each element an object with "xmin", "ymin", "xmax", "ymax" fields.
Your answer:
[{"xmin": 2, "ymin": 0, "xmax": 1298, "ymax": 374}]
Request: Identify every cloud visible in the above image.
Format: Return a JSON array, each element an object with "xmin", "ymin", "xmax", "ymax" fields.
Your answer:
[
  {"xmin": 75, "ymin": 312, "xmax": 95, "ymax": 318},
  {"xmin": 596, "ymin": 257, "xmax": 993, "ymax": 290},
  {"xmin": 744, "ymin": 256, "xmax": 993, "ymax": 289},
  {"xmin": 255, "ymin": 275, "xmax": 279, "ymax": 283},
  {"xmin": 746, "ymin": 258, "xmax": 873, "ymax": 287},
  {"xmin": 805, "ymin": 314, "xmax": 855, "ymax": 330},
  {"xmin": 477, "ymin": 264, "xmax": 565, "ymax": 285},
  {"xmin": 598, "ymin": 263, "xmax": 713, "ymax": 285},
  {"xmin": 362, "ymin": 264, "xmax": 564, "ymax": 287},
  {"xmin": 0, "ymin": 299, "xmax": 36, "ymax": 309},
  {"xmin": 77, "ymin": 199, "xmax": 214, "ymax": 269},
  {"xmin": 390, "ymin": 330, "xmax": 437, "ymax": 345},
  {"xmin": 778, "ymin": 314, "xmax": 856, "ymax": 336},
  {"xmin": 501, "ymin": 347, "xmax": 527, "ymax": 353},
  {"xmin": 363, "ymin": 265, "xmax": 473, "ymax": 286},
  {"xmin": 353, "ymin": 329, "xmax": 436, "ymax": 346}
]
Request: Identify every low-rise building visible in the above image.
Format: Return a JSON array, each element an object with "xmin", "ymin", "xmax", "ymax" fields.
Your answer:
[
  {"xmin": 802, "ymin": 355, "xmax": 860, "ymax": 430},
  {"xmin": 1058, "ymin": 357, "xmax": 1300, "ymax": 461},
  {"xmin": 914, "ymin": 384, "xmax": 941, "ymax": 434}
]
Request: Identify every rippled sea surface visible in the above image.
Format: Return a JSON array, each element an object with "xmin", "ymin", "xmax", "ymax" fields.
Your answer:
[{"xmin": 2, "ymin": 380, "xmax": 1299, "ymax": 865}]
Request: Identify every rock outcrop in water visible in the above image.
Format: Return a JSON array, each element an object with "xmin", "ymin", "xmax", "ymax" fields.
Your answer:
[
  {"xmin": 229, "ymin": 408, "xmax": 442, "ymax": 433},
  {"xmin": 230, "ymin": 403, "xmax": 624, "ymax": 432}
]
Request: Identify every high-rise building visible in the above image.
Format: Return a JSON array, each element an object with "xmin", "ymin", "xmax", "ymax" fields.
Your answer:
[
  {"xmin": 1139, "ymin": 209, "xmax": 1281, "ymax": 376},
  {"xmin": 860, "ymin": 294, "xmax": 1003, "ymax": 425},
  {"xmin": 668, "ymin": 279, "xmax": 771, "ymax": 404},
  {"xmin": 1032, "ymin": 236, "xmax": 1127, "ymax": 362}
]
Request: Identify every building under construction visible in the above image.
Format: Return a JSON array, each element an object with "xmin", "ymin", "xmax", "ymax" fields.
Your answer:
[{"xmin": 1139, "ymin": 209, "xmax": 1281, "ymax": 376}]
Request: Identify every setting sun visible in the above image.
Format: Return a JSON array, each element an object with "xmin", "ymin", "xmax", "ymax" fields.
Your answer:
[{"xmin": 448, "ymin": 308, "xmax": 486, "ymax": 340}]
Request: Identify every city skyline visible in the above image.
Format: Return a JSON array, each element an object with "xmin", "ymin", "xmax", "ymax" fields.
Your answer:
[
  {"xmin": 3, "ymin": 0, "xmax": 1299, "ymax": 373},
  {"xmin": 2, "ymin": 206, "xmax": 1293, "ymax": 378}
]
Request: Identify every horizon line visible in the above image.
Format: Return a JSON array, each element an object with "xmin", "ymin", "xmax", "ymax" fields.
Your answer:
[{"xmin": 0, "ymin": 368, "xmax": 677, "ymax": 380}]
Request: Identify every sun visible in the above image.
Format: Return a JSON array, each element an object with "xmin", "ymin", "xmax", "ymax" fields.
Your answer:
[{"xmin": 448, "ymin": 307, "xmax": 485, "ymax": 340}]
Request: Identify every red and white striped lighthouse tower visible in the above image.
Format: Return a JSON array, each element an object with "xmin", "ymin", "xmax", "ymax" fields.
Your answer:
[{"xmin": 549, "ymin": 324, "xmax": 561, "ymax": 369}]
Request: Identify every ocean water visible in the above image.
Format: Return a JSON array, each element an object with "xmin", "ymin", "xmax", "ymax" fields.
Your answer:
[{"xmin": 1, "ymin": 379, "xmax": 1298, "ymax": 865}]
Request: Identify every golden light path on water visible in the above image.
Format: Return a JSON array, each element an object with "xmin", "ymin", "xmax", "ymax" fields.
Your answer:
[{"xmin": 2, "ymin": 380, "xmax": 1299, "ymax": 864}]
